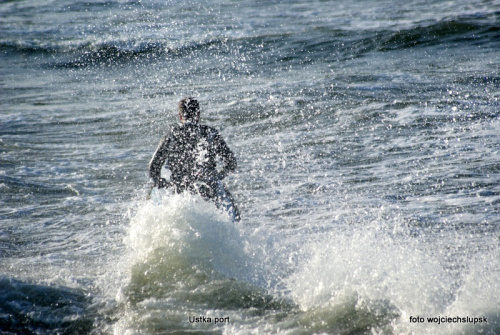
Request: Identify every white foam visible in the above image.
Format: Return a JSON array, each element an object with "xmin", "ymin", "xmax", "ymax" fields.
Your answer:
[
  {"xmin": 284, "ymin": 220, "xmax": 500, "ymax": 334},
  {"xmin": 288, "ymin": 226, "xmax": 449, "ymax": 309},
  {"xmin": 124, "ymin": 190, "xmax": 253, "ymax": 285}
]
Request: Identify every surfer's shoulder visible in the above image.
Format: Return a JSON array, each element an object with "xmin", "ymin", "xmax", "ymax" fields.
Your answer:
[
  {"xmin": 168, "ymin": 124, "xmax": 183, "ymax": 136},
  {"xmin": 200, "ymin": 124, "xmax": 219, "ymax": 134},
  {"xmin": 199, "ymin": 124, "xmax": 220, "ymax": 141}
]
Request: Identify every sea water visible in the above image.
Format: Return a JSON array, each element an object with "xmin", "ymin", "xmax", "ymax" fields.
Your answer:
[{"xmin": 1, "ymin": 0, "xmax": 499, "ymax": 334}]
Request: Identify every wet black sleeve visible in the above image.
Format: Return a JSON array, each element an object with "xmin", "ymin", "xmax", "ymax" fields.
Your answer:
[
  {"xmin": 149, "ymin": 134, "xmax": 170, "ymax": 185},
  {"xmin": 213, "ymin": 131, "xmax": 237, "ymax": 177}
]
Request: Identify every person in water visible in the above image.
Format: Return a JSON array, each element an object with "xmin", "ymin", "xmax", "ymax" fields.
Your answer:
[{"xmin": 149, "ymin": 97, "xmax": 240, "ymax": 219}]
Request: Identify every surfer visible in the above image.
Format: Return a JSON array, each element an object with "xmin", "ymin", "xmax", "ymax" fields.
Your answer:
[{"xmin": 149, "ymin": 97, "xmax": 240, "ymax": 220}]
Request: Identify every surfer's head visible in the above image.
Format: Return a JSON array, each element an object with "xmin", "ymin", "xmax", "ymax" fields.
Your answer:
[{"xmin": 178, "ymin": 97, "xmax": 200, "ymax": 123}]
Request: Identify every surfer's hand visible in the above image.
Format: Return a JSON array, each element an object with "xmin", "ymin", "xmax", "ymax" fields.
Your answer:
[{"xmin": 157, "ymin": 178, "xmax": 169, "ymax": 189}]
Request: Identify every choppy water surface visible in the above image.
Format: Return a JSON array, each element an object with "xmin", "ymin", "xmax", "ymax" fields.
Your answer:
[{"xmin": 1, "ymin": 0, "xmax": 499, "ymax": 334}]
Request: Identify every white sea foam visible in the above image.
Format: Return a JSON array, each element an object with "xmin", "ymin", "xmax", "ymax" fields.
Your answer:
[
  {"xmin": 286, "ymin": 221, "xmax": 500, "ymax": 334},
  {"xmin": 123, "ymin": 189, "xmax": 254, "ymax": 287}
]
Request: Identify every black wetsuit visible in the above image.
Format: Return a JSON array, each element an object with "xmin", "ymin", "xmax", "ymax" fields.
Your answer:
[{"xmin": 149, "ymin": 122, "xmax": 237, "ymax": 200}]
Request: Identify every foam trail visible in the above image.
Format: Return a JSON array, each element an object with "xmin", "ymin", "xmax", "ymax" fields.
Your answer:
[
  {"xmin": 124, "ymin": 190, "xmax": 253, "ymax": 284},
  {"xmin": 286, "ymin": 222, "xmax": 500, "ymax": 334},
  {"xmin": 112, "ymin": 190, "xmax": 272, "ymax": 334}
]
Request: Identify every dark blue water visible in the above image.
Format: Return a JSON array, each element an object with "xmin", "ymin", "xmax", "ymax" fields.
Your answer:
[{"xmin": 1, "ymin": 1, "xmax": 499, "ymax": 334}]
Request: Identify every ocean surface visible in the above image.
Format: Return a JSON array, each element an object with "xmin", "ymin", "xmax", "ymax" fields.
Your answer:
[{"xmin": 1, "ymin": 0, "xmax": 499, "ymax": 334}]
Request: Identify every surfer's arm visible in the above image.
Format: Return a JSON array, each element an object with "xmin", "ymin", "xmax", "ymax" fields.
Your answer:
[
  {"xmin": 213, "ymin": 132, "xmax": 236, "ymax": 180},
  {"xmin": 149, "ymin": 135, "xmax": 170, "ymax": 186}
]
